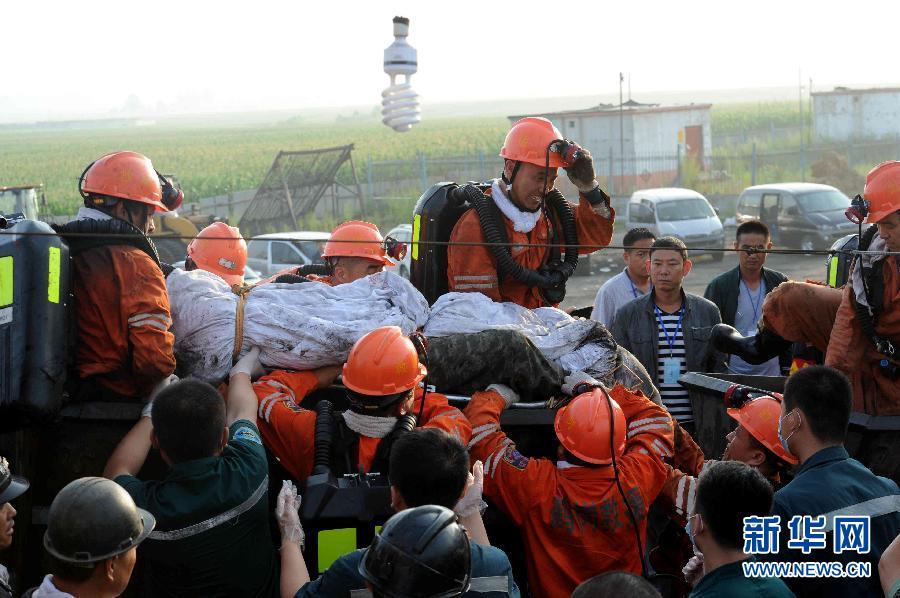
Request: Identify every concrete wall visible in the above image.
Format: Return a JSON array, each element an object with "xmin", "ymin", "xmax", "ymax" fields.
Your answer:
[
  {"xmin": 633, "ymin": 108, "xmax": 712, "ymax": 158},
  {"xmin": 813, "ymin": 90, "xmax": 900, "ymax": 141}
]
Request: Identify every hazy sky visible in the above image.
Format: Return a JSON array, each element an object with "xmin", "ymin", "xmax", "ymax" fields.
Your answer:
[{"xmin": 2, "ymin": 0, "xmax": 896, "ymax": 120}]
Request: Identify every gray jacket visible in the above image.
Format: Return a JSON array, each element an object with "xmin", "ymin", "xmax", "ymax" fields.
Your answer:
[{"xmin": 611, "ymin": 291, "xmax": 727, "ymax": 385}]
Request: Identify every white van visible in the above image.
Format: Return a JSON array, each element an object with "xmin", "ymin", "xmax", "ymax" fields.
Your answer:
[
  {"xmin": 625, "ymin": 188, "xmax": 725, "ymax": 261},
  {"xmin": 246, "ymin": 231, "xmax": 330, "ymax": 276}
]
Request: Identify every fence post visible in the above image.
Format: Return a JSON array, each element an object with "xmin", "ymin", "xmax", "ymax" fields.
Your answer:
[
  {"xmin": 751, "ymin": 143, "xmax": 757, "ymax": 186},
  {"xmin": 800, "ymin": 140, "xmax": 807, "ymax": 182},
  {"xmin": 366, "ymin": 155, "xmax": 374, "ymax": 200},
  {"xmin": 676, "ymin": 144, "xmax": 682, "ymax": 187},
  {"xmin": 419, "ymin": 153, "xmax": 428, "ymax": 191},
  {"xmin": 608, "ymin": 147, "xmax": 615, "ymax": 196}
]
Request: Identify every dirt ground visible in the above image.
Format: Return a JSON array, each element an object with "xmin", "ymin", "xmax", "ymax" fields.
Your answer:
[{"xmin": 560, "ymin": 230, "xmax": 828, "ymax": 310}]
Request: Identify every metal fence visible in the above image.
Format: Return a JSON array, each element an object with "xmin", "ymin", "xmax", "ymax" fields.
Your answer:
[{"xmin": 359, "ymin": 138, "xmax": 900, "ymax": 201}]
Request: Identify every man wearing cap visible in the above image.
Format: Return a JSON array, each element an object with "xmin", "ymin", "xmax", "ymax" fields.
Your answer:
[
  {"xmin": 0, "ymin": 457, "xmax": 28, "ymax": 598},
  {"xmin": 54, "ymin": 151, "xmax": 181, "ymax": 401},
  {"xmin": 464, "ymin": 374, "xmax": 673, "ymax": 597},
  {"xmin": 448, "ymin": 117, "xmax": 615, "ymax": 309},
  {"xmin": 263, "ymin": 220, "xmax": 402, "ymax": 286},
  {"xmin": 31, "ymin": 477, "xmax": 154, "ymax": 598},
  {"xmin": 184, "ymin": 221, "xmax": 248, "ymax": 287}
]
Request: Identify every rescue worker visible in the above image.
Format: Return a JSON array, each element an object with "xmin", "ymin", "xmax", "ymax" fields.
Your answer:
[
  {"xmin": 32, "ymin": 477, "xmax": 155, "ymax": 598},
  {"xmin": 103, "ymin": 353, "xmax": 280, "ymax": 597},
  {"xmin": 714, "ymin": 161, "xmax": 900, "ymax": 414},
  {"xmin": 447, "ymin": 117, "xmax": 615, "ymax": 308},
  {"xmin": 55, "ymin": 151, "xmax": 180, "ymax": 400},
  {"xmin": 184, "ymin": 221, "xmax": 247, "ymax": 286},
  {"xmin": 0, "ymin": 457, "xmax": 28, "ymax": 598},
  {"xmin": 283, "ymin": 429, "xmax": 519, "ymax": 597},
  {"xmin": 767, "ymin": 365, "xmax": 900, "ymax": 597},
  {"xmin": 252, "ymin": 326, "xmax": 472, "ymax": 484},
  {"xmin": 264, "ymin": 220, "xmax": 399, "ymax": 285},
  {"xmin": 662, "ymin": 395, "xmax": 798, "ymax": 527},
  {"xmin": 464, "ymin": 373, "xmax": 674, "ymax": 597}
]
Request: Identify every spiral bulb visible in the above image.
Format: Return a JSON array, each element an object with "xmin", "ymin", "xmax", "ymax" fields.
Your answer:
[{"xmin": 382, "ymin": 16, "xmax": 420, "ymax": 133}]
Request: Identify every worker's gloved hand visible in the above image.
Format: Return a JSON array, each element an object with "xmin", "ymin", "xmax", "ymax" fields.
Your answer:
[
  {"xmin": 561, "ymin": 371, "xmax": 602, "ymax": 396},
  {"xmin": 564, "ymin": 147, "xmax": 599, "ymax": 193},
  {"xmin": 682, "ymin": 553, "xmax": 705, "ymax": 587},
  {"xmin": 276, "ymin": 480, "xmax": 305, "ymax": 549},
  {"xmin": 142, "ymin": 374, "xmax": 179, "ymax": 418},
  {"xmin": 485, "ymin": 383, "xmax": 519, "ymax": 409},
  {"xmin": 230, "ymin": 347, "xmax": 265, "ymax": 380},
  {"xmin": 454, "ymin": 460, "xmax": 486, "ymax": 518}
]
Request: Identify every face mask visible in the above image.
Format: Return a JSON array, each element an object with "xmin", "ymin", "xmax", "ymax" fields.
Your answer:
[
  {"xmin": 685, "ymin": 514, "xmax": 700, "ymax": 553},
  {"xmin": 777, "ymin": 410, "xmax": 799, "ymax": 455}
]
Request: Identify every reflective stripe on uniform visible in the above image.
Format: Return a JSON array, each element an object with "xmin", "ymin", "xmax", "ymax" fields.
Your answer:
[
  {"xmin": 258, "ymin": 392, "xmax": 287, "ymax": 422},
  {"xmin": 148, "ymin": 476, "xmax": 268, "ymax": 541},
  {"xmin": 651, "ymin": 438, "xmax": 672, "ymax": 458},
  {"xmin": 128, "ymin": 312, "xmax": 172, "ymax": 331},
  {"xmin": 454, "ymin": 275, "xmax": 497, "ymax": 282},
  {"xmin": 627, "ymin": 423, "xmax": 672, "ymax": 439},
  {"xmin": 821, "ymin": 495, "xmax": 900, "ymax": 532},
  {"xmin": 468, "ymin": 424, "xmax": 498, "ymax": 449},
  {"xmin": 455, "ymin": 283, "xmax": 498, "ymax": 290}
]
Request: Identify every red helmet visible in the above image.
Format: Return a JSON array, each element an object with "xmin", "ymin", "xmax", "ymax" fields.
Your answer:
[
  {"xmin": 80, "ymin": 151, "xmax": 182, "ymax": 212},
  {"xmin": 343, "ymin": 326, "xmax": 426, "ymax": 397},
  {"xmin": 554, "ymin": 387, "xmax": 626, "ymax": 465},
  {"xmin": 727, "ymin": 396, "xmax": 798, "ymax": 465},
  {"xmin": 862, "ymin": 161, "xmax": 900, "ymax": 223},
  {"xmin": 323, "ymin": 221, "xmax": 394, "ymax": 265},
  {"xmin": 500, "ymin": 117, "xmax": 567, "ymax": 168},
  {"xmin": 187, "ymin": 222, "xmax": 247, "ymax": 286}
]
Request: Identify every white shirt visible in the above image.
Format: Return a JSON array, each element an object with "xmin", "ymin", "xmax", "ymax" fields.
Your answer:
[{"xmin": 591, "ymin": 268, "xmax": 650, "ymax": 328}]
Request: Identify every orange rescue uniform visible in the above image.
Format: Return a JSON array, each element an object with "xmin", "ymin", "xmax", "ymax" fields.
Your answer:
[
  {"xmin": 252, "ymin": 370, "xmax": 472, "ymax": 482},
  {"xmin": 761, "ymin": 259, "xmax": 900, "ymax": 414},
  {"xmin": 447, "ymin": 189, "xmax": 615, "ymax": 308},
  {"xmin": 73, "ymin": 245, "xmax": 175, "ymax": 398},
  {"xmin": 465, "ymin": 385, "xmax": 673, "ymax": 598}
]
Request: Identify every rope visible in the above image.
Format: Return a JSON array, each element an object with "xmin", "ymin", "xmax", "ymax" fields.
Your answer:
[{"xmin": 230, "ymin": 283, "xmax": 254, "ymax": 363}]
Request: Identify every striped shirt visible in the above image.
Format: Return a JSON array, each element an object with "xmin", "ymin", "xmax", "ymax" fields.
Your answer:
[{"xmin": 656, "ymin": 308, "xmax": 693, "ymax": 423}]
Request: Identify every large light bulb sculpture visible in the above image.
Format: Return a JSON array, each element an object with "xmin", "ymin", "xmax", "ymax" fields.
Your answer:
[{"xmin": 382, "ymin": 16, "xmax": 420, "ymax": 133}]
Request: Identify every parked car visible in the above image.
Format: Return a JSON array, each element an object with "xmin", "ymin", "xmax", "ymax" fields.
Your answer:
[
  {"xmin": 386, "ymin": 223, "xmax": 412, "ymax": 278},
  {"xmin": 625, "ymin": 187, "xmax": 725, "ymax": 261},
  {"xmin": 735, "ymin": 183, "xmax": 855, "ymax": 251},
  {"xmin": 246, "ymin": 231, "xmax": 330, "ymax": 276}
]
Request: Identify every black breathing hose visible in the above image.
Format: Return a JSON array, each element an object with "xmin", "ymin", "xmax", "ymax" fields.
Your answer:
[
  {"xmin": 458, "ymin": 184, "xmax": 579, "ymax": 291},
  {"xmin": 312, "ymin": 400, "xmax": 334, "ymax": 474}
]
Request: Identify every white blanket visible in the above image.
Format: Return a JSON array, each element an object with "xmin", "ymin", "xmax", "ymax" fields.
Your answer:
[
  {"xmin": 169, "ymin": 271, "xmax": 616, "ymax": 383},
  {"xmin": 167, "ymin": 269, "xmax": 430, "ymax": 382}
]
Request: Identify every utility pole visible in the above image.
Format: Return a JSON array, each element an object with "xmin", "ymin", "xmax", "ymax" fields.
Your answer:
[
  {"xmin": 619, "ymin": 72, "xmax": 625, "ymax": 191},
  {"xmin": 799, "ymin": 68, "xmax": 805, "ymax": 181}
]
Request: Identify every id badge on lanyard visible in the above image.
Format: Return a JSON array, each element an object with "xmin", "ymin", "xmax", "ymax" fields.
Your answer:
[{"xmin": 655, "ymin": 304, "xmax": 685, "ymax": 385}]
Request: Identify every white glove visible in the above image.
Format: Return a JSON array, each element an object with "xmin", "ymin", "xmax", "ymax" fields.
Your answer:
[
  {"xmin": 143, "ymin": 374, "xmax": 179, "ymax": 418},
  {"xmin": 454, "ymin": 461, "xmax": 486, "ymax": 518},
  {"xmin": 682, "ymin": 553, "xmax": 705, "ymax": 587},
  {"xmin": 230, "ymin": 347, "xmax": 265, "ymax": 380},
  {"xmin": 485, "ymin": 384, "xmax": 519, "ymax": 408},
  {"xmin": 561, "ymin": 372, "xmax": 601, "ymax": 396},
  {"xmin": 276, "ymin": 480, "xmax": 305, "ymax": 549}
]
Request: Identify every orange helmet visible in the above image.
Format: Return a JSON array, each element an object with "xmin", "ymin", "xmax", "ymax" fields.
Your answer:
[
  {"xmin": 343, "ymin": 326, "xmax": 426, "ymax": 402},
  {"xmin": 80, "ymin": 151, "xmax": 182, "ymax": 212},
  {"xmin": 727, "ymin": 396, "xmax": 798, "ymax": 465},
  {"xmin": 862, "ymin": 161, "xmax": 900, "ymax": 223},
  {"xmin": 554, "ymin": 387, "xmax": 626, "ymax": 465},
  {"xmin": 187, "ymin": 222, "xmax": 247, "ymax": 286},
  {"xmin": 500, "ymin": 117, "xmax": 567, "ymax": 168},
  {"xmin": 322, "ymin": 221, "xmax": 394, "ymax": 265}
]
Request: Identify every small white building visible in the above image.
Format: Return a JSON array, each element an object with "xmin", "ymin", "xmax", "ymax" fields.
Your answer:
[
  {"xmin": 812, "ymin": 87, "xmax": 900, "ymax": 142},
  {"xmin": 509, "ymin": 101, "xmax": 712, "ymax": 192}
]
